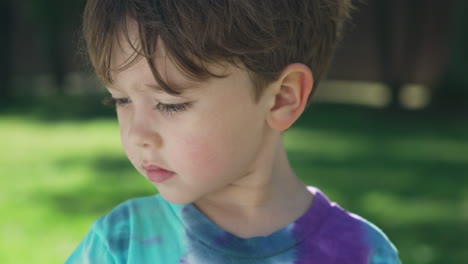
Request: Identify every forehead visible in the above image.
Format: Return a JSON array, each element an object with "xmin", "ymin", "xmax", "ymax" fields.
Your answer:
[
  {"xmin": 113, "ymin": 47, "xmax": 230, "ymax": 91},
  {"xmin": 110, "ymin": 19, "xmax": 163, "ymax": 68},
  {"xmin": 108, "ymin": 21, "xmax": 182, "ymax": 92},
  {"xmin": 108, "ymin": 19, "xmax": 239, "ymax": 94}
]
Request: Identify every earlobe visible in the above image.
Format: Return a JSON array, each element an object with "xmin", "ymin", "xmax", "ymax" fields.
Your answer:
[{"xmin": 267, "ymin": 63, "xmax": 313, "ymax": 131}]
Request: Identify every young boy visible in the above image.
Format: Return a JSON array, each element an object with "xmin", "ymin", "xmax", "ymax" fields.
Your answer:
[{"xmin": 67, "ymin": 0, "xmax": 400, "ymax": 263}]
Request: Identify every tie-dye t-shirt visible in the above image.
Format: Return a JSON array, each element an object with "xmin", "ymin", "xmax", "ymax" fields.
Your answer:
[{"xmin": 66, "ymin": 187, "xmax": 400, "ymax": 263}]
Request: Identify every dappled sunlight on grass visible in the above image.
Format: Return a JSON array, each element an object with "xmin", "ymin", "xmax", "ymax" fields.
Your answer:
[{"xmin": 360, "ymin": 192, "xmax": 456, "ymax": 225}]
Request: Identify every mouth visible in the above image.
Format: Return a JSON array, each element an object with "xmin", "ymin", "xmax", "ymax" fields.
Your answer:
[{"xmin": 142, "ymin": 164, "xmax": 175, "ymax": 183}]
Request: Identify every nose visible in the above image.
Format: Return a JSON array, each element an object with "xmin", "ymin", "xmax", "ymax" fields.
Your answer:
[{"xmin": 127, "ymin": 112, "xmax": 163, "ymax": 149}]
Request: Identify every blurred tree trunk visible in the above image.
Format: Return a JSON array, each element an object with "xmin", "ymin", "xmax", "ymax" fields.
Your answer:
[
  {"xmin": 374, "ymin": 0, "xmax": 399, "ymax": 108},
  {"xmin": 45, "ymin": 18, "xmax": 67, "ymax": 95},
  {"xmin": 0, "ymin": 0, "xmax": 13, "ymax": 99},
  {"xmin": 374, "ymin": 0, "xmax": 425, "ymax": 109},
  {"xmin": 40, "ymin": 0, "xmax": 68, "ymax": 95},
  {"xmin": 22, "ymin": 0, "xmax": 83, "ymax": 95},
  {"xmin": 433, "ymin": 0, "xmax": 468, "ymax": 111}
]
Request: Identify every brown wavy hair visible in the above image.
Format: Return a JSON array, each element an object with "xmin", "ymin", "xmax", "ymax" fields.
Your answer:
[{"xmin": 82, "ymin": 0, "xmax": 353, "ymax": 102}]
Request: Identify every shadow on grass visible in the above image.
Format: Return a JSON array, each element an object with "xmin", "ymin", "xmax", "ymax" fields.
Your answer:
[
  {"xmin": 290, "ymin": 151, "xmax": 468, "ymax": 197},
  {"xmin": 297, "ymin": 103, "xmax": 468, "ymax": 140},
  {"xmin": 40, "ymin": 154, "xmax": 155, "ymax": 216}
]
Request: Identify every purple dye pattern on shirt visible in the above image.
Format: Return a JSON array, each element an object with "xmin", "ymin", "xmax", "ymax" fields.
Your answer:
[
  {"xmin": 292, "ymin": 188, "xmax": 369, "ymax": 264},
  {"xmin": 213, "ymin": 231, "xmax": 232, "ymax": 246}
]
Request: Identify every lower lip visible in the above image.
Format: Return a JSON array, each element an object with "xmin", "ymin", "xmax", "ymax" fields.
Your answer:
[{"xmin": 145, "ymin": 169, "xmax": 175, "ymax": 183}]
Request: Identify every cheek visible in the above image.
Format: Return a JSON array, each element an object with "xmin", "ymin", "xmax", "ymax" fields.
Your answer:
[
  {"xmin": 169, "ymin": 119, "xmax": 258, "ymax": 182},
  {"xmin": 176, "ymin": 134, "xmax": 227, "ymax": 173},
  {"xmin": 170, "ymin": 127, "xmax": 246, "ymax": 182}
]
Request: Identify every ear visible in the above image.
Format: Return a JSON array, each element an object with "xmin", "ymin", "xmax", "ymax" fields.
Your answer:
[{"xmin": 266, "ymin": 63, "xmax": 313, "ymax": 131}]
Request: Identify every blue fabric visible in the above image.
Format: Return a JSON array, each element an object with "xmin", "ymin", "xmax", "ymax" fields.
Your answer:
[{"xmin": 66, "ymin": 187, "xmax": 400, "ymax": 263}]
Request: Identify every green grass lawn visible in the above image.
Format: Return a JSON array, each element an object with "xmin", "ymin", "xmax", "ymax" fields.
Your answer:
[{"xmin": 1, "ymin": 99, "xmax": 467, "ymax": 263}]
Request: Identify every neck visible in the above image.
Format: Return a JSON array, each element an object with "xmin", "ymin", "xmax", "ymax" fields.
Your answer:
[{"xmin": 193, "ymin": 136, "xmax": 313, "ymax": 238}]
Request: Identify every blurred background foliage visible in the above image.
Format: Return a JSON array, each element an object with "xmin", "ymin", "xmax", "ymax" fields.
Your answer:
[{"xmin": 0, "ymin": 0, "xmax": 467, "ymax": 263}]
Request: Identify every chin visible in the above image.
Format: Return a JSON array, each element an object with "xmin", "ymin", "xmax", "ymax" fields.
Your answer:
[{"xmin": 157, "ymin": 190, "xmax": 198, "ymax": 205}]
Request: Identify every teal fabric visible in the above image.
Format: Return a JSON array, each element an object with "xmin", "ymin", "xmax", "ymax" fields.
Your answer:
[{"xmin": 66, "ymin": 187, "xmax": 400, "ymax": 263}]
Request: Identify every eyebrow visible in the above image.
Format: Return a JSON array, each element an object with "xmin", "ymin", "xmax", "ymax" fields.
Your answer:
[
  {"xmin": 143, "ymin": 82, "xmax": 195, "ymax": 97},
  {"xmin": 106, "ymin": 82, "xmax": 195, "ymax": 96},
  {"xmin": 144, "ymin": 83, "xmax": 181, "ymax": 93}
]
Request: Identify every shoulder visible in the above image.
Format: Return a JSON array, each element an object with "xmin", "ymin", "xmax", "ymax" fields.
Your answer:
[
  {"xmin": 92, "ymin": 194, "xmax": 173, "ymax": 251},
  {"xmin": 310, "ymin": 188, "xmax": 401, "ymax": 264},
  {"xmin": 97, "ymin": 195, "xmax": 163, "ymax": 224},
  {"xmin": 353, "ymin": 215, "xmax": 401, "ymax": 264},
  {"xmin": 66, "ymin": 194, "xmax": 176, "ymax": 263}
]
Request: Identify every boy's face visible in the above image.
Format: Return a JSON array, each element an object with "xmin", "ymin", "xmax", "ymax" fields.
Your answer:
[{"xmin": 107, "ymin": 38, "xmax": 275, "ymax": 204}]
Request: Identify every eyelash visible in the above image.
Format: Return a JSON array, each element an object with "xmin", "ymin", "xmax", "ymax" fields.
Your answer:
[{"xmin": 102, "ymin": 97, "xmax": 192, "ymax": 113}]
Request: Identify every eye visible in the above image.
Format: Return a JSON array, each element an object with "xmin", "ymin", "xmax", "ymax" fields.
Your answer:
[
  {"xmin": 154, "ymin": 102, "xmax": 192, "ymax": 113},
  {"xmin": 102, "ymin": 97, "xmax": 131, "ymax": 108}
]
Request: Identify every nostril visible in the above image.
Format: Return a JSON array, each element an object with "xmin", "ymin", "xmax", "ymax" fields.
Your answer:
[
  {"xmin": 133, "ymin": 130, "xmax": 163, "ymax": 149},
  {"xmin": 127, "ymin": 111, "xmax": 163, "ymax": 149}
]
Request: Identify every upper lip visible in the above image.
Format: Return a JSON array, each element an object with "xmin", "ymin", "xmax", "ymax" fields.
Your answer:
[{"xmin": 142, "ymin": 163, "xmax": 171, "ymax": 172}]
